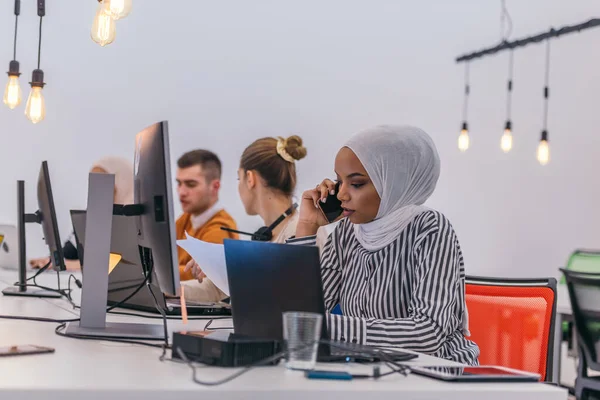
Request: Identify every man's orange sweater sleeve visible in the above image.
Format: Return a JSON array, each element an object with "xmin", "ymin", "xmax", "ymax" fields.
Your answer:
[{"xmin": 178, "ymin": 211, "xmax": 238, "ymax": 281}]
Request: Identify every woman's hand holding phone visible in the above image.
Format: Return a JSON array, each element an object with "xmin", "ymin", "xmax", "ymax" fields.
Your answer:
[{"xmin": 296, "ymin": 179, "xmax": 339, "ymax": 237}]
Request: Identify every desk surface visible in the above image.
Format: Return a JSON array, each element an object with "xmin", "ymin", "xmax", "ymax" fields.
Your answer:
[
  {"xmin": 0, "ymin": 268, "xmax": 567, "ymax": 400},
  {"xmin": 556, "ymin": 284, "xmax": 572, "ymax": 316}
]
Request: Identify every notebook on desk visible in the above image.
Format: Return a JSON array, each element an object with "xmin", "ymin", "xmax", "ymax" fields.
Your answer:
[{"xmin": 70, "ymin": 210, "xmax": 231, "ymax": 317}]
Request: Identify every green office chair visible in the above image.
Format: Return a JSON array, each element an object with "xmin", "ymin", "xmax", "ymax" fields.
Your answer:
[
  {"xmin": 561, "ymin": 250, "xmax": 600, "ymax": 352},
  {"xmin": 561, "ymin": 269, "xmax": 600, "ymax": 399},
  {"xmin": 561, "ymin": 250, "xmax": 600, "ymax": 284}
]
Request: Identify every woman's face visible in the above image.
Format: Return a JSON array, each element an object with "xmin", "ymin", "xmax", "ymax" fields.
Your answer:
[
  {"xmin": 90, "ymin": 166, "xmax": 117, "ymax": 202},
  {"xmin": 237, "ymin": 168, "xmax": 257, "ymax": 216},
  {"xmin": 334, "ymin": 147, "xmax": 381, "ymax": 224}
]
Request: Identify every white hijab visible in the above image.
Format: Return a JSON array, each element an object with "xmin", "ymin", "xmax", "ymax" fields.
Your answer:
[
  {"xmin": 345, "ymin": 125, "xmax": 440, "ymax": 252},
  {"xmin": 91, "ymin": 157, "xmax": 134, "ymax": 205}
]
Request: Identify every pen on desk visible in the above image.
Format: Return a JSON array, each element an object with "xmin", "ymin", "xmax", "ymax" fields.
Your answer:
[{"xmin": 305, "ymin": 367, "xmax": 381, "ymax": 381}]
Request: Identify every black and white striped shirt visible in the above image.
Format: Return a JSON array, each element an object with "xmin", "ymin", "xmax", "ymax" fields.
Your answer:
[{"xmin": 288, "ymin": 210, "xmax": 479, "ymax": 365}]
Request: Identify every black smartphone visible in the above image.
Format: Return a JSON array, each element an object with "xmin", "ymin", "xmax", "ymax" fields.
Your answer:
[
  {"xmin": 318, "ymin": 182, "xmax": 343, "ymax": 223},
  {"xmin": 0, "ymin": 345, "xmax": 55, "ymax": 357}
]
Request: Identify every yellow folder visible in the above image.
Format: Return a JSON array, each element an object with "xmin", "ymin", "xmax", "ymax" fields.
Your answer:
[{"xmin": 109, "ymin": 253, "xmax": 122, "ymax": 274}]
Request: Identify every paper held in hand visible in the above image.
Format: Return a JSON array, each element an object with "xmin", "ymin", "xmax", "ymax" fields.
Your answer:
[{"xmin": 176, "ymin": 232, "xmax": 230, "ymax": 296}]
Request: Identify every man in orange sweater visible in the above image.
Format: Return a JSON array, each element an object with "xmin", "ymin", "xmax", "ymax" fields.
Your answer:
[{"xmin": 175, "ymin": 150, "xmax": 238, "ymax": 288}]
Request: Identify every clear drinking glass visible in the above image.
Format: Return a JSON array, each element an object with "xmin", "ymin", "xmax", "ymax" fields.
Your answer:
[{"xmin": 282, "ymin": 311, "xmax": 322, "ymax": 370}]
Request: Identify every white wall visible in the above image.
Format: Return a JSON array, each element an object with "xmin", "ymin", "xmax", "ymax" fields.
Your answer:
[{"xmin": 0, "ymin": 0, "xmax": 599, "ymax": 279}]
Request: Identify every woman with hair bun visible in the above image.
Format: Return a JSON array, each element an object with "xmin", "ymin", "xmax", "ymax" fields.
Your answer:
[{"xmin": 236, "ymin": 135, "xmax": 307, "ymax": 243}]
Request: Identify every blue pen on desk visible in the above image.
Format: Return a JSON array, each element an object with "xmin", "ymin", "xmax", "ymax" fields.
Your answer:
[
  {"xmin": 305, "ymin": 369, "xmax": 377, "ymax": 381},
  {"xmin": 306, "ymin": 370, "xmax": 354, "ymax": 381}
]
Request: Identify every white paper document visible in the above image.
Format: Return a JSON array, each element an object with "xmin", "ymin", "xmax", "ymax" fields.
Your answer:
[{"xmin": 176, "ymin": 232, "xmax": 230, "ymax": 296}]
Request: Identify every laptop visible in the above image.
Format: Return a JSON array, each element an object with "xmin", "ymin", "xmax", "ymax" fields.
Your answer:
[
  {"xmin": 223, "ymin": 239, "xmax": 416, "ymax": 362},
  {"xmin": 0, "ymin": 224, "xmax": 18, "ymax": 270},
  {"xmin": 70, "ymin": 210, "xmax": 230, "ymax": 316}
]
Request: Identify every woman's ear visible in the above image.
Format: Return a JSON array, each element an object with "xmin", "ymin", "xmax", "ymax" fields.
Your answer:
[{"xmin": 246, "ymin": 170, "xmax": 257, "ymax": 189}]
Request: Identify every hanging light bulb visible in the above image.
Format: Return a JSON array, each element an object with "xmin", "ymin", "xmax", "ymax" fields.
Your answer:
[
  {"xmin": 458, "ymin": 122, "xmax": 470, "ymax": 152},
  {"xmin": 25, "ymin": 69, "xmax": 45, "ymax": 124},
  {"xmin": 537, "ymin": 130, "xmax": 550, "ymax": 166},
  {"xmin": 25, "ymin": 2, "xmax": 47, "ymax": 124},
  {"xmin": 91, "ymin": 1, "xmax": 116, "ymax": 47},
  {"xmin": 3, "ymin": 61, "xmax": 21, "ymax": 109},
  {"xmin": 458, "ymin": 63, "xmax": 471, "ymax": 152},
  {"xmin": 4, "ymin": 1, "xmax": 21, "ymax": 110},
  {"xmin": 501, "ymin": 120, "xmax": 513, "ymax": 153},
  {"xmin": 501, "ymin": 50, "xmax": 514, "ymax": 153},
  {"xmin": 102, "ymin": 0, "xmax": 132, "ymax": 20},
  {"xmin": 537, "ymin": 40, "xmax": 551, "ymax": 165}
]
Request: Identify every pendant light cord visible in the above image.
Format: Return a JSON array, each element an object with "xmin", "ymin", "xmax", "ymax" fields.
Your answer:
[
  {"xmin": 500, "ymin": 0, "xmax": 513, "ymax": 42},
  {"xmin": 462, "ymin": 63, "xmax": 470, "ymax": 122},
  {"xmin": 542, "ymin": 39, "xmax": 551, "ymax": 131},
  {"xmin": 13, "ymin": 15, "xmax": 19, "ymax": 60},
  {"xmin": 506, "ymin": 49, "xmax": 514, "ymax": 120},
  {"xmin": 12, "ymin": 0, "xmax": 20, "ymax": 61},
  {"xmin": 37, "ymin": 16, "xmax": 43, "ymax": 69}
]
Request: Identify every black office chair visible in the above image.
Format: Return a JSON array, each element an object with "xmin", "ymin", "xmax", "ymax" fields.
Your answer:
[{"xmin": 561, "ymin": 269, "xmax": 600, "ymax": 400}]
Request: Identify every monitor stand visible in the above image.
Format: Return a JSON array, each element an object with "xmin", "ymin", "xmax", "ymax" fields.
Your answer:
[
  {"xmin": 64, "ymin": 173, "xmax": 164, "ymax": 340},
  {"xmin": 2, "ymin": 286, "xmax": 61, "ymax": 298},
  {"xmin": 2, "ymin": 180, "xmax": 61, "ymax": 298}
]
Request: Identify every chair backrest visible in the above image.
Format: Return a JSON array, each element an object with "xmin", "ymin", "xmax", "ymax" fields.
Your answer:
[
  {"xmin": 465, "ymin": 276, "xmax": 557, "ymax": 381},
  {"xmin": 560, "ymin": 249, "xmax": 600, "ymax": 284},
  {"xmin": 561, "ymin": 269, "xmax": 600, "ymax": 372}
]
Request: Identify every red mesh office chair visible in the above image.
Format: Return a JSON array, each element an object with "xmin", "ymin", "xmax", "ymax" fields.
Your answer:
[{"xmin": 465, "ymin": 276, "xmax": 557, "ymax": 381}]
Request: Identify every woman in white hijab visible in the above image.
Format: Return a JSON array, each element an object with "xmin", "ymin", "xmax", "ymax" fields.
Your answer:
[
  {"xmin": 30, "ymin": 156, "xmax": 134, "ymax": 270},
  {"xmin": 292, "ymin": 125, "xmax": 479, "ymax": 365}
]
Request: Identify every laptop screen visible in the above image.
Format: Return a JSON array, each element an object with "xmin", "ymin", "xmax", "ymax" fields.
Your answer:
[{"xmin": 223, "ymin": 239, "xmax": 328, "ymax": 341}]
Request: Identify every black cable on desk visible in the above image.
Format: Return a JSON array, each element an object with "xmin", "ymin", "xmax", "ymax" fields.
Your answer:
[
  {"xmin": 166, "ymin": 339, "xmax": 411, "ymax": 387},
  {"xmin": 0, "ymin": 315, "xmax": 79, "ymax": 323},
  {"xmin": 175, "ymin": 347, "xmax": 287, "ymax": 386},
  {"xmin": 26, "ymin": 260, "xmax": 52, "ymax": 281},
  {"xmin": 105, "ymin": 272, "xmax": 152, "ymax": 312},
  {"xmin": 54, "ymin": 323, "xmax": 168, "ymax": 349}
]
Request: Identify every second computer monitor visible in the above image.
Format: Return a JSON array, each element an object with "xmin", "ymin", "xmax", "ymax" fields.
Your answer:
[
  {"xmin": 133, "ymin": 121, "xmax": 180, "ymax": 296},
  {"xmin": 37, "ymin": 161, "xmax": 65, "ymax": 272}
]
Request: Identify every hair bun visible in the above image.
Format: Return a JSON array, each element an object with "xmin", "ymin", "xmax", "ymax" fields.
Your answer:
[{"xmin": 284, "ymin": 135, "xmax": 307, "ymax": 161}]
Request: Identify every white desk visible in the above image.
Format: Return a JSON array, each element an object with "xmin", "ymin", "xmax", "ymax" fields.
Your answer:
[{"xmin": 0, "ymin": 269, "xmax": 568, "ymax": 400}]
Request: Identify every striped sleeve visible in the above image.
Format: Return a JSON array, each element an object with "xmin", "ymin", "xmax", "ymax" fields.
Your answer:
[
  {"xmin": 326, "ymin": 217, "xmax": 463, "ymax": 352},
  {"xmin": 285, "ymin": 235, "xmax": 317, "ymax": 246},
  {"xmin": 327, "ymin": 314, "xmax": 367, "ymax": 344}
]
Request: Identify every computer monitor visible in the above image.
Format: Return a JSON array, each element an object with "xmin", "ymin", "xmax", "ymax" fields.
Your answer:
[
  {"xmin": 64, "ymin": 122, "xmax": 181, "ymax": 340},
  {"xmin": 37, "ymin": 161, "xmax": 65, "ymax": 272},
  {"xmin": 2, "ymin": 161, "xmax": 64, "ymax": 297},
  {"xmin": 133, "ymin": 121, "xmax": 180, "ymax": 296}
]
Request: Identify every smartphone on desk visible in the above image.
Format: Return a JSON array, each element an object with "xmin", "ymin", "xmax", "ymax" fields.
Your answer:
[
  {"xmin": 318, "ymin": 182, "xmax": 343, "ymax": 223},
  {"xmin": 0, "ymin": 345, "xmax": 55, "ymax": 357}
]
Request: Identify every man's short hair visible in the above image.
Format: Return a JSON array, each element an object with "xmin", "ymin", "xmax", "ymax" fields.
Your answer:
[{"xmin": 177, "ymin": 149, "xmax": 222, "ymax": 181}]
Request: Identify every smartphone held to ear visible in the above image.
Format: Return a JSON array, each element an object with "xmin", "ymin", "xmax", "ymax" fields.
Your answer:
[{"xmin": 318, "ymin": 182, "xmax": 343, "ymax": 223}]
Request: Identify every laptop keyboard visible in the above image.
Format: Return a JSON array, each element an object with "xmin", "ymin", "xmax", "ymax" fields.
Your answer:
[{"xmin": 327, "ymin": 341, "xmax": 416, "ymax": 362}]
